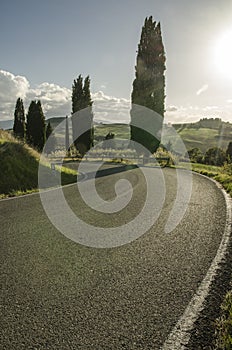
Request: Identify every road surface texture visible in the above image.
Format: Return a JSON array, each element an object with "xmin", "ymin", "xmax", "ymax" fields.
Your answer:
[{"xmin": 0, "ymin": 165, "xmax": 229, "ymax": 349}]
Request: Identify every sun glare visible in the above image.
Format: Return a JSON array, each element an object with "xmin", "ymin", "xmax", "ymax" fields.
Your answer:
[{"xmin": 214, "ymin": 29, "xmax": 232, "ymax": 79}]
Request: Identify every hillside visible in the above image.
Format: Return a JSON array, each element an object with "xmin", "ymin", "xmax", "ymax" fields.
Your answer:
[
  {"xmin": 2, "ymin": 117, "xmax": 231, "ymax": 153},
  {"xmin": 172, "ymin": 119, "xmax": 232, "ymax": 153},
  {"xmin": 0, "ymin": 130, "xmax": 76, "ymax": 197},
  {"xmin": 93, "ymin": 121, "xmax": 231, "ymax": 153}
]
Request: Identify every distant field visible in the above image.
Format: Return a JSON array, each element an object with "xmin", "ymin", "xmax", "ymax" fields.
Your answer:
[
  {"xmin": 179, "ymin": 127, "xmax": 230, "ymax": 152},
  {"xmin": 45, "ymin": 117, "xmax": 232, "ymax": 153},
  {"xmin": 94, "ymin": 123, "xmax": 130, "ymax": 140},
  {"xmin": 95, "ymin": 124, "xmax": 232, "ymax": 152}
]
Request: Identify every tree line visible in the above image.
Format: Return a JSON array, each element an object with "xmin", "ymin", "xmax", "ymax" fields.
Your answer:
[
  {"xmin": 187, "ymin": 143, "xmax": 232, "ymax": 165},
  {"xmin": 13, "ymin": 98, "xmax": 52, "ymax": 152},
  {"xmin": 13, "ymin": 73, "xmax": 93, "ymax": 156}
]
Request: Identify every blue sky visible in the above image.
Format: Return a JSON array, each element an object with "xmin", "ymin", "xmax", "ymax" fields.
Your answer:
[{"xmin": 1, "ymin": 0, "xmax": 232, "ymax": 123}]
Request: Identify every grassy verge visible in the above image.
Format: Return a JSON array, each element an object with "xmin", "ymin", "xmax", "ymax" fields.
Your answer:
[
  {"xmin": 0, "ymin": 130, "xmax": 78, "ymax": 199},
  {"xmin": 180, "ymin": 162, "xmax": 232, "ymax": 197},
  {"xmin": 215, "ymin": 291, "xmax": 232, "ymax": 349}
]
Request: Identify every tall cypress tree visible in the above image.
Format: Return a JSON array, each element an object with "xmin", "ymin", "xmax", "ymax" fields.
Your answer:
[
  {"xmin": 71, "ymin": 75, "xmax": 94, "ymax": 156},
  {"xmin": 13, "ymin": 98, "xmax": 25, "ymax": 140},
  {"xmin": 26, "ymin": 100, "xmax": 46, "ymax": 152},
  {"xmin": 72, "ymin": 75, "xmax": 84, "ymax": 113},
  {"xmin": 130, "ymin": 16, "xmax": 166, "ymax": 154}
]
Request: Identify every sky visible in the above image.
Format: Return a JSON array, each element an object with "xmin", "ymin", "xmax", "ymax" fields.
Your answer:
[{"xmin": 1, "ymin": 0, "xmax": 232, "ymax": 124}]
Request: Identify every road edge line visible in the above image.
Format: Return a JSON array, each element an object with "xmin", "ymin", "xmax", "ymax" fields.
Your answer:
[{"xmin": 161, "ymin": 172, "xmax": 232, "ymax": 349}]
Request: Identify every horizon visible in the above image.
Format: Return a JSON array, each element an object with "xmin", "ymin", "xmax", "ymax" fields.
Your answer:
[{"xmin": 1, "ymin": 115, "xmax": 231, "ymax": 131}]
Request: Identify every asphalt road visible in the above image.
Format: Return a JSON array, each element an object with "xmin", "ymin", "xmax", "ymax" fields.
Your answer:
[{"xmin": 0, "ymin": 165, "xmax": 228, "ymax": 349}]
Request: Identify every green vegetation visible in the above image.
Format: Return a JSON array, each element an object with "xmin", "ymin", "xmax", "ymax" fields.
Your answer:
[
  {"xmin": 188, "ymin": 163, "xmax": 221, "ymax": 176},
  {"xmin": 226, "ymin": 141, "xmax": 232, "ymax": 162},
  {"xmin": 43, "ymin": 118, "xmax": 232, "ymax": 156},
  {"xmin": 130, "ymin": 16, "xmax": 165, "ymax": 154},
  {"xmin": 179, "ymin": 127, "xmax": 219, "ymax": 152},
  {"xmin": 215, "ymin": 291, "xmax": 232, "ymax": 349},
  {"xmin": 181, "ymin": 162, "xmax": 232, "ymax": 197},
  {"xmin": 169, "ymin": 126, "xmax": 226, "ymax": 153},
  {"xmin": 71, "ymin": 75, "xmax": 94, "ymax": 156},
  {"xmin": 165, "ymin": 118, "xmax": 232, "ymax": 154},
  {"xmin": 26, "ymin": 100, "xmax": 46, "ymax": 151},
  {"xmin": 0, "ymin": 130, "xmax": 77, "ymax": 198},
  {"xmin": 94, "ymin": 123, "xmax": 130, "ymax": 141},
  {"xmin": 13, "ymin": 97, "xmax": 25, "ymax": 140}
]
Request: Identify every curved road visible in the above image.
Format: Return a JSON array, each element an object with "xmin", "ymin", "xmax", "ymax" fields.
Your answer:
[{"xmin": 0, "ymin": 165, "xmax": 228, "ymax": 349}]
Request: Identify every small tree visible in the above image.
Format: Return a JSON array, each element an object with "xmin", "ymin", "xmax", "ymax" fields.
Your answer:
[
  {"xmin": 13, "ymin": 98, "xmax": 25, "ymax": 140},
  {"xmin": 187, "ymin": 148, "xmax": 204, "ymax": 163},
  {"xmin": 205, "ymin": 147, "xmax": 226, "ymax": 166},
  {"xmin": 46, "ymin": 121, "xmax": 53, "ymax": 139},
  {"xmin": 104, "ymin": 132, "xmax": 115, "ymax": 149},
  {"xmin": 226, "ymin": 142, "xmax": 232, "ymax": 162},
  {"xmin": 26, "ymin": 100, "xmax": 46, "ymax": 152}
]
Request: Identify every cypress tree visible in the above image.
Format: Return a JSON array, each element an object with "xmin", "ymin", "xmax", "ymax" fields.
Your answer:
[
  {"xmin": 226, "ymin": 141, "xmax": 232, "ymax": 162},
  {"xmin": 71, "ymin": 75, "xmax": 94, "ymax": 156},
  {"xmin": 46, "ymin": 121, "xmax": 53, "ymax": 140},
  {"xmin": 72, "ymin": 75, "xmax": 84, "ymax": 113},
  {"xmin": 13, "ymin": 98, "xmax": 25, "ymax": 140},
  {"xmin": 44, "ymin": 121, "xmax": 56, "ymax": 154},
  {"xmin": 130, "ymin": 16, "xmax": 166, "ymax": 154},
  {"xmin": 65, "ymin": 116, "xmax": 70, "ymax": 156},
  {"xmin": 26, "ymin": 100, "xmax": 46, "ymax": 152}
]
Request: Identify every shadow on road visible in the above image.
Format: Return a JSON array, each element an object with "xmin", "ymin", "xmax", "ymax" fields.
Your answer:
[{"xmin": 80, "ymin": 164, "xmax": 138, "ymax": 181}]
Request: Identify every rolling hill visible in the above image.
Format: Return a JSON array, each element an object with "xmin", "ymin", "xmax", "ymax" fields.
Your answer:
[{"xmin": 1, "ymin": 117, "xmax": 231, "ymax": 153}]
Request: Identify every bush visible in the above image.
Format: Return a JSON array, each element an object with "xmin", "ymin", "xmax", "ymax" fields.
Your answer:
[{"xmin": 205, "ymin": 147, "xmax": 227, "ymax": 166}]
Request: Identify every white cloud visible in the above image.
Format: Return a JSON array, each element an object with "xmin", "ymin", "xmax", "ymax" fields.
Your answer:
[
  {"xmin": 0, "ymin": 70, "xmax": 72, "ymax": 120},
  {"xmin": 164, "ymin": 103, "xmax": 232, "ymax": 124},
  {"xmin": 0, "ymin": 70, "xmax": 131, "ymax": 123},
  {"xmin": 0, "ymin": 70, "xmax": 30, "ymax": 118},
  {"xmin": 92, "ymin": 90, "xmax": 130, "ymax": 123},
  {"xmin": 166, "ymin": 105, "xmax": 178, "ymax": 112},
  {"xmin": 203, "ymin": 105, "xmax": 218, "ymax": 111},
  {"xmin": 100, "ymin": 84, "xmax": 107, "ymax": 89},
  {"xmin": 196, "ymin": 84, "xmax": 208, "ymax": 96},
  {"xmin": 26, "ymin": 82, "xmax": 71, "ymax": 118}
]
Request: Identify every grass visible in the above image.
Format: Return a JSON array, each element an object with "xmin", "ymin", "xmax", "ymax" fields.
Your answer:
[
  {"xmin": 179, "ymin": 128, "xmax": 219, "ymax": 153},
  {"xmin": 0, "ymin": 130, "xmax": 77, "ymax": 198},
  {"xmin": 215, "ymin": 291, "xmax": 232, "ymax": 349},
  {"xmin": 187, "ymin": 163, "xmax": 221, "ymax": 178},
  {"xmin": 45, "ymin": 119, "xmax": 231, "ymax": 153},
  {"xmin": 179, "ymin": 126, "xmax": 231, "ymax": 153},
  {"xmin": 94, "ymin": 124, "xmax": 229, "ymax": 153},
  {"xmin": 94, "ymin": 123, "xmax": 130, "ymax": 140},
  {"xmin": 183, "ymin": 162, "xmax": 232, "ymax": 197}
]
